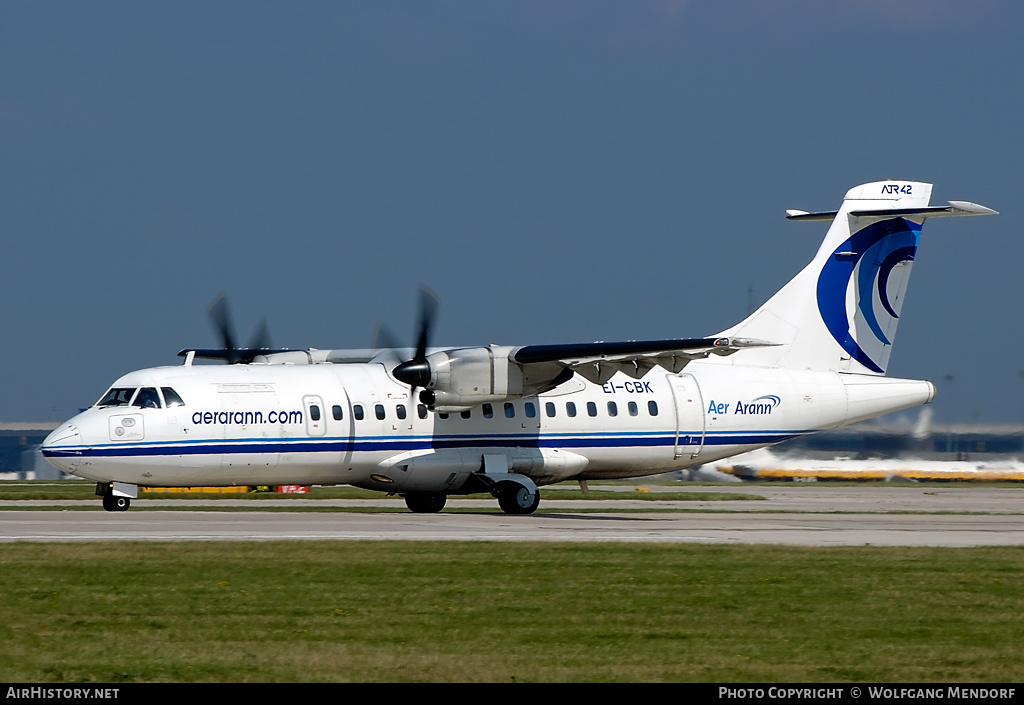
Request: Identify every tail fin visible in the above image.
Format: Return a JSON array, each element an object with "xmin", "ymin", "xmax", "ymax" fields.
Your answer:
[{"xmin": 716, "ymin": 180, "xmax": 996, "ymax": 375}]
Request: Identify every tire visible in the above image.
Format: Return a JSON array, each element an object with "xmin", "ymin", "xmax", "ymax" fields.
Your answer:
[
  {"xmin": 496, "ymin": 482, "xmax": 540, "ymax": 515},
  {"xmin": 102, "ymin": 494, "xmax": 130, "ymax": 512},
  {"xmin": 404, "ymin": 492, "xmax": 447, "ymax": 513}
]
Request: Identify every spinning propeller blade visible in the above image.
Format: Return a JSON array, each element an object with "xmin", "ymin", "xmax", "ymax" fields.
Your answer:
[
  {"xmin": 392, "ymin": 285, "xmax": 440, "ymax": 400},
  {"xmin": 179, "ymin": 293, "xmax": 281, "ymax": 364},
  {"xmin": 207, "ymin": 293, "xmax": 239, "ymax": 362}
]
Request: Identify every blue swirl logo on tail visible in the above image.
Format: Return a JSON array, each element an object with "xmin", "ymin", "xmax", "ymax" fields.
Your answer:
[{"xmin": 816, "ymin": 218, "xmax": 921, "ymax": 373}]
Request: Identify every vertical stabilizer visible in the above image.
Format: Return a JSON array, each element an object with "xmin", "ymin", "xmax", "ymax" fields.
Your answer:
[{"xmin": 715, "ymin": 180, "xmax": 995, "ymax": 375}]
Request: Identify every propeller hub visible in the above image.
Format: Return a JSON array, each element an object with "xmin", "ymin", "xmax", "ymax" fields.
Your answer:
[{"xmin": 393, "ymin": 360, "xmax": 432, "ymax": 389}]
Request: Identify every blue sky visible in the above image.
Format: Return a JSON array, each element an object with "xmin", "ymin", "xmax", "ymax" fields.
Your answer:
[{"xmin": 1, "ymin": 1, "xmax": 1019, "ymax": 422}]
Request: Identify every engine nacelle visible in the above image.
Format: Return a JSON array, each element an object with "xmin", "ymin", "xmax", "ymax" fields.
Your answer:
[{"xmin": 419, "ymin": 345, "xmax": 569, "ymax": 411}]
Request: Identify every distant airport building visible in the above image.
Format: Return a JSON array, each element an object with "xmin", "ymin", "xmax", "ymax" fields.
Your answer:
[
  {"xmin": 773, "ymin": 419, "xmax": 1024, "ymax": 461},
  {"xmin": 0, "ymin": 423, "xmax": 61, "ymax": 479}
]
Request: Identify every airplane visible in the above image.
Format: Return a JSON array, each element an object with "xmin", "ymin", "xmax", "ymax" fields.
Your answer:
[{"xmin": 41, "ymin": 180, "xmax": 996, "ymax": 514}]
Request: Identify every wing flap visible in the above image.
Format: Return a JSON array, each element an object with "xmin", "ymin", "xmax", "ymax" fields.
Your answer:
[{"xmin": 515, "ymin": 337, "xmax": 778, "ymax": 383}]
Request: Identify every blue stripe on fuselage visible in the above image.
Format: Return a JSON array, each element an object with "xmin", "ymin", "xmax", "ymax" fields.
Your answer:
[{"xmin": 42, "ymin": 429, "xmax": 808, "ymax": 458}]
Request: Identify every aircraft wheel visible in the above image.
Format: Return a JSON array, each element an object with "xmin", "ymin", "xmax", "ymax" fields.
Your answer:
[
  {"xmin": 496, "ymin": 482, "xmax": 540, "ymax": 515},
  {"xmin": 404, "ymin": 492, "xmax": 447, "ymax": 513},
  {"xmin": 102, "ymin": 494, "xmax": 130, "ymax": 512}
]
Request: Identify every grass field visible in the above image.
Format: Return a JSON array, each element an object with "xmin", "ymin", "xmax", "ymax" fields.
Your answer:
[{"xmin": 0, "ymin": 541, "xmax": 1021, "ymax": 682}]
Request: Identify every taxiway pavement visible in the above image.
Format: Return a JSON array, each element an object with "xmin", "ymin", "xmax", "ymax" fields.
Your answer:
[{"xmin": 1, "ymin": 485, "xmax": 1022, "ymax": 546}]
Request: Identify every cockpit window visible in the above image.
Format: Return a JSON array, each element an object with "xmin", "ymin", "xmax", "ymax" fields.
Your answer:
[
  {"xmin": 161, "ymin": 388, "xmax": 185, "ymax": 408},
  {"xmin": 97, "ymin": 388, "xmax": 137, "ymax": 407},
  {"xmin": 133, "ymin": 387, "xmax": 162, "ymax": 409}
]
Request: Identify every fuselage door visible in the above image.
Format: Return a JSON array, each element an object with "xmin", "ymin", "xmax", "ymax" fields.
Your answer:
[
  {"xmin": 218, "ymin": 384, "xmax": 280, "ymax": 470},
  {"xmin": 667, "ymin": 373, "xmax": 705, "ymax": 459},
  {"xmin": 304, "ymin": 395, "xmax": 326, "ymax": 437}
]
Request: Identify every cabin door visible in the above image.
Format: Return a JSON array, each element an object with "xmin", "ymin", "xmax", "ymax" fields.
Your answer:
[
  {"xmin": 667, "ymin": 373, "xmax": 705, "ymax": 459},
  {"xmin": 218, "ymin": 384, "xmax": 280, "ymax": 470}
]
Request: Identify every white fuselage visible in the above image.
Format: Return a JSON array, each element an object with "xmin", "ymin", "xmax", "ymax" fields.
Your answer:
[{"xmin": 42, "ymin": 360, "xmax": 934, "ymax": 493}]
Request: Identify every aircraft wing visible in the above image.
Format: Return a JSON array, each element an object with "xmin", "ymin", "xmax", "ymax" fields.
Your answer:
[
  {"xmin": 511, "ymin": 336, "xmax": 777, "ymax": 384},
  {"xmin": 178, "ymin": 347, "xmax": 296, "ymax": 363}
]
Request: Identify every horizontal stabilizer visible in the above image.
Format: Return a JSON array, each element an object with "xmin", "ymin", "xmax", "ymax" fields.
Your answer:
[
  {"xmin": 785, "ymin": 210, "xmax": 836, "ymax": 222},
  {"xmin": 787, "ymin": 201, "xmax": 997, "ymax": 222}
]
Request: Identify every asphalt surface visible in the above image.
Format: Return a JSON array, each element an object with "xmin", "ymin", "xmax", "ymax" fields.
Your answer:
[{"xmin": 1, "ymin": 485, "xmax": 1022, "ymax": 546}]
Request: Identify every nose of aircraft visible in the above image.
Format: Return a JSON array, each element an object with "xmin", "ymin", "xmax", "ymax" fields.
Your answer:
[{"xmin": 41, "ymin": 422, "xmax": 82, "ymax": 472}]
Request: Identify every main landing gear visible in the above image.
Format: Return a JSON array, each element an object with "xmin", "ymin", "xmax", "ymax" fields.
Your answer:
[
  {"xmin": 495, "ymin": 481, "xmax": 540, "ymax": 515},
  {"xmin": 402, "ymin": 480, "xmax": 541, "ymax": 515},
  {"xmin": 404, "ymin": 492, "xmax": 447, "ymax": 513},
  {"xmin": 397, "ymin": 454, "xmax": 542, "ymax": 515}
]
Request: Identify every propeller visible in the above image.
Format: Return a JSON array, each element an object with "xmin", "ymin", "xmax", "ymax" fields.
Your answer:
[
  {"xmin": 392, "ymin": 285, "xmax": 440, "ymax": 402},
  {"xmin": 371, "ymin": 322, "xmax": 402, "ymax": 352},
  {"xmin": 205, "ymin": 292, "xmax": 274, "ymax": 364},
  {"xmin": 370, "ymin": 322, "xmax": 404, "ymax": 368}
]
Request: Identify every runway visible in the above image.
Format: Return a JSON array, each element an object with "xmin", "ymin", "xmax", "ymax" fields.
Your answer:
[
  {"xmin": 2, "ymin": 485, "xmax": 1023, "ymax": 546},
  {"xmin": 2, "ymin": 510, "xmax": 1023, "ymax": 546}
]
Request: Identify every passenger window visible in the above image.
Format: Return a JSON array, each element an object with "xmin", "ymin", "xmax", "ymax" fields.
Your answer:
[
  {"xmin": 438, "ymin": 412, "xmax": 450, "ymax": 420},
  {"xmin": 482, "ymin": 403, "xmax": 494, "ymax": 419},
  {"xmin": 607, "ymin": 401, "xmax": 617, "ymax": 417},
  {"xmin": 396, "ymin": 404, "xmax": 407, "ymax": 420},
  {"xmin": 354, "ymin": 404, "xmax": 365, "ymax": 421},
  {"xmin": 648, "ymin": 400, "xmax": 659, "ymax": 416},
  {"xmin": 545, "ymin": 402, "xmax": 556, "ymax": 418},
  {"xmin": 587, "ymin": 401, "xmax": 597, "ymax": 417},
  {"xmin": 460, "ymin": 409, "xmax": 472, "ymax": 419},
  {"xmin": 332, "ymin": 405, "xmax": 343, "ymax": 421},
  {"xmin": 417, "ymin": 404, "xmax": 428, "ymax": 419},
  {"xmin": 133, "ymin": 388, "xmax": 161, "ymax": 409},
  {"xmin": 628, "ymin": 401, "xmax": 638, "ymax": 417},
  {"xmin": 504, "ymin": 402, "xmax": 515, "ymax": 419},
  {"xmin": 375, "ymin": 404, "xmax": 386, "ymax": 420},
  {"xmin": 161, "ymin": 388, "xmax": 185, "ymax": 408},
  {"xmin": 310, "ymin": 404, "xmax": 321, "ymax": 421},
  {"xmin": 525, "ymin": 402, "xmax": 536, "ymax": 418},
  {"xmin": 566, "ymin": 402, "xmax": 577, "ymax": 418},
  {"xmin": 98, "ymin": 388, "xmax": 136, "ymax": 407}
]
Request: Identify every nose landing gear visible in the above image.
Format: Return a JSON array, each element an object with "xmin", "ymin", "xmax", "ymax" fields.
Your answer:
[
  {"xmin": 97, "ymin": 482, "xmax": 136, "ymax": 512},
  {"xmin": 101, "ymin": 493, "xmax": 130, "ymax": 512}
]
